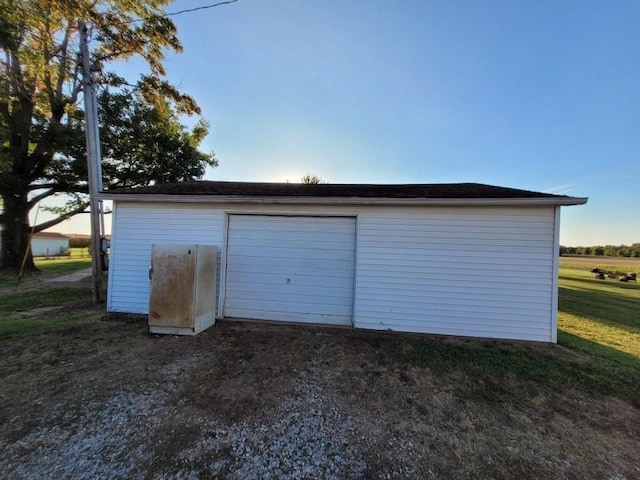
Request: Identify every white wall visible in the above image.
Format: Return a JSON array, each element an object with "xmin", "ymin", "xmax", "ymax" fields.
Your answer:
[
  {"xmin": 107, "ymin": 203, "xmax": 224, "ymax": 314},
  {"xmin": 31, "ymin": 237, "xmax": 69, "ymax": 257},
  {"xmin": 355, "ymin": 207, "xmax": 557, "ymax": 342},
  {"xmin": 107, "ymin": 202, "xmax": 558, "ymax": 342}
]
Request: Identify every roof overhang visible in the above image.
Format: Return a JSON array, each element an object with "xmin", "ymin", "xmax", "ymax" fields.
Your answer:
[{"xmin": 99, "ymin": 193, "xmax": 588, "ymax": 207}]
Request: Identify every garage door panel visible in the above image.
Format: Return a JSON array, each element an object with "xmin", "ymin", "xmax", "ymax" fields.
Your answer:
[
  {"xmin": 224, "ymin": 215, "xmax": 356, "ymax": 325},
  {"xmin": 224, "ymin": 308, "xmax": 352, "ymax": 325},
  {"xmin": 227, "ymin": 275, "xmax": 354, "ymax": 289},
  {"xmin": 229, "ymin": 232, "xmax": 354, "ymax": 244},
  {"xmin": 225, "ymin": 296, "xmax": 353, "ymax": 313},
  {"xmin": 225, "ymin": 284, "xmax": 354, "ymax": 304},
  {"xmin": 229, "ymin": 239, "xmax": 355, "ymax": 252},
  {"xmin": 226, "ymin": 273, "xmax": 354, "ymax": 289},
  {"xmin": 227, "ymin": 257, "xmax": 355, "ymax": 273},
  {"xmin": 227, "ymin": 261, "xmax": 352, "ymax": 274},
  {"xmin": 229, "ymin": 226, "xmax": 356, "ymax": 239},
  {"xmin": 230, "ymin": 218, "xmax": 354, "ymax": 233},
  {"xmin": 228, "ymin": 246, "xmax": 353, "ymax": 265},
  {"xmin": 230, "ymin": 226, "xmax": 356, "ymax": 236}
]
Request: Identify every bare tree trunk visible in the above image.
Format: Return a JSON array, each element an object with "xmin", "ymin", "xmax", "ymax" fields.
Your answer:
[{"xmin": 1, "ymin": 191, "xmax": 37, "ymax": 272}]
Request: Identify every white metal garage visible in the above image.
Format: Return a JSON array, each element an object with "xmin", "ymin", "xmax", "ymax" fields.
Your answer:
[
  {"xmin": 102, "ymin": 181, "xmax": 588, "ymax": 342},
  {"xmin": 31, "ymin": 231, "xmax": 70, "ymax": 257},
  {"xmin": 223, "ymin": 215, "xmax": 356, "ymax": 325}
]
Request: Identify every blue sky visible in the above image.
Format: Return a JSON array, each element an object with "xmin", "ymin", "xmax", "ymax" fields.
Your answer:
[{"xmin": 49, "ymin": 0, "xmax": 639, "ymax": 246}]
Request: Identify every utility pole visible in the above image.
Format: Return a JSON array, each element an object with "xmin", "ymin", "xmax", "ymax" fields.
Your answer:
[{"xmin": 79, "ymin": 21, "xmax": 104, "ymax": 304}]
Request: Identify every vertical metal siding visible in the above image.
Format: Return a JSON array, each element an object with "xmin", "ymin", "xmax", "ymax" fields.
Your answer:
[
  {"xmin": 353, "ymin": 206, "xmax": 557, "ymax": 342},
  {"xmin": 107, "ymin": 203, "xmax": 224, "ymax": 314}
]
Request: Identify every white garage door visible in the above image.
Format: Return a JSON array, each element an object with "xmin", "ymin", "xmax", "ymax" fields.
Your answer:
[{"xmin": 224, "ymin": 215, "xmax": 356, "ymax": 325}]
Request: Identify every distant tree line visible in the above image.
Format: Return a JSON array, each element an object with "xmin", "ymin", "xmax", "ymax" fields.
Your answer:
[
  {"xmin": 68, "ymin": 235, "xmax": 108, "ymax": 248},
  {"xmin": 560, "ymin": 244, "xmax": 640, "ymax": 258},
  {"xmin": 68, "ymin": 235, "xmax": 91, "ymax": 249}
]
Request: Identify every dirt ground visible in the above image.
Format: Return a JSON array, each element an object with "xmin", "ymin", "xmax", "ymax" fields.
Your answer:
[{"xmin": 1, "ymin": 314, "xmax": 639, "ymax": 479}]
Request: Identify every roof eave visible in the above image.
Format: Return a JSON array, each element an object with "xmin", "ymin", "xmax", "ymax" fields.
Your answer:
[{"xmin": 99, "ymin": 193, "xmax": 588, "ymax": 207}]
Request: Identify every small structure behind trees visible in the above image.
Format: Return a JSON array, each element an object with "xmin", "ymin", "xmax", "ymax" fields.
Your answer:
[{"xmin": 31, "ymin": 232, "xmax": 69, "ymax": 257}]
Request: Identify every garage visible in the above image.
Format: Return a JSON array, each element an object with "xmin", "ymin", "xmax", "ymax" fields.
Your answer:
[
  {"xmin": 223, "ymin": 214, "xmax": 356, "ymax": 325},
  {"xmin": 103, "ymin": 181, "xmax": 587, "ymax": 342}
]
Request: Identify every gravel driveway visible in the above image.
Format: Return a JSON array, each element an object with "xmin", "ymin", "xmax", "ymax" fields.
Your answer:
[
  {"xmin": 3, "ymin": 352, "xmax": 365, "ymax": 479},
  {"xmin": 2, "ymin": 318, "xmax": 639, "ymax": 479}
]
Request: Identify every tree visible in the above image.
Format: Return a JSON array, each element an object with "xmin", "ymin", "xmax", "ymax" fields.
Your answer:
[
  {"xmin": 616, "ymin": 247, "xmax": 630, "ymax": 257},
  {"xmin": 97, "ymin": 86, "xmax": 216, "ymax": 189},
  {"xmin": 301, "ymin": 173, "xmax": 326, "ymax": 184},
  {"xmin": 0, "ymin": 0, "xmax": 215, "ymax": 271}
]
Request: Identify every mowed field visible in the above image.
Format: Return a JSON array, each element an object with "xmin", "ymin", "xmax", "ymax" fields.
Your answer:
[
  {"xmin": 0, "ymin": 256, "xmax": 638, "ymax": 478},
  {"xmin": 560, "ymin": 254, "xmax": 640, "ymax": 269},
  {"xmin": 558, "ymin": 256, "xmax": 640, "ymax": 359}
]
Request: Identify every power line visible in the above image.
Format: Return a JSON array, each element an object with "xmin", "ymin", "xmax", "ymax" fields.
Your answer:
[
  {"xmin": 117, "ymin": 0, "xmax": 240, "ymax": 25},
  {"xmin": 3, "ymin": 1, "xmax": 239, "ymax": 58},
  {"xmin": 162, "ymin": 0, "xmax": 239, "ymax": 18},
  {"xmin": 9, "ymin": 1, "xmax": 239, "ymax": 63}
]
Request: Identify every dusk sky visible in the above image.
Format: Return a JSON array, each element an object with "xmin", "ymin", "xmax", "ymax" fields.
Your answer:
[{"xmin": 47, "ymin": 0, "xmax": 639, "ymax": 246}]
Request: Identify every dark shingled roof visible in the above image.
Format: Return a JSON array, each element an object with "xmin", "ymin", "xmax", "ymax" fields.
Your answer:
[
  {"xmin": 32, "ymin": 231, "xmax": 69, "ymax": 239},
  {"xmin": 106, "ymin": 181, "xmax": 564, "ymax": 199}
]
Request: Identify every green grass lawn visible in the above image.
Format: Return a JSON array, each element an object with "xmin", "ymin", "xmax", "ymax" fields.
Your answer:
[
  {"xmin": 35, "ymin": 256, "xmax": 92, "ymax": 274},
  {"xmin": 0, "ymin": 258, "xmax": 96, "ymax": 337},
  {"xmin": 0, "ymin": 287, "xmax": 90, "ymax": 314},
  {"xmin": 68, "ymin": 247, "xmax": 91, "ymax": 257},
  {"xmin": 0, "ymin": 255, "xmax": 92, "ymax": 287},
  {"xmin": 0, "ymin": 308, "xmax": 93, "ymax": 338},
  {"xmin": 0, "ymin": 286, "xmax": 95, "ymax": 338},
  {"xmin": 558, "ymin": 265, "xmax": 639, "ymax": 357},
  {"xmin": 411, "ymin": 264, "xmax": 640, "ymax": 407}
]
